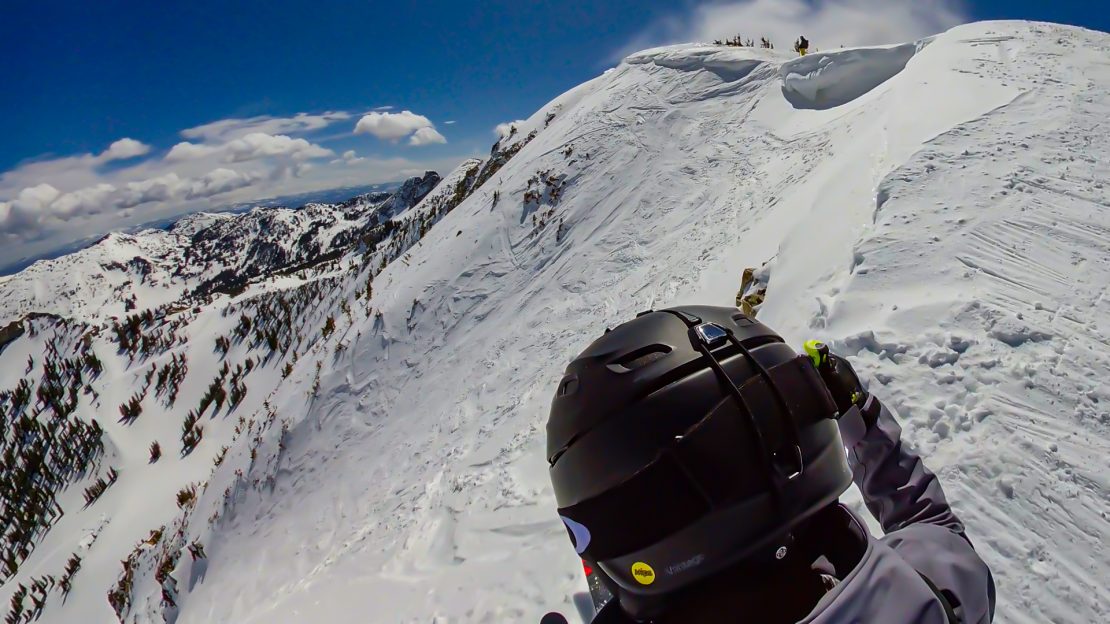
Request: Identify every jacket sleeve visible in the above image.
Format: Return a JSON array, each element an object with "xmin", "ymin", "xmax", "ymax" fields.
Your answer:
[{"xmin": 841, "ymin": 395, "xmax": 997, "ymax": 623}]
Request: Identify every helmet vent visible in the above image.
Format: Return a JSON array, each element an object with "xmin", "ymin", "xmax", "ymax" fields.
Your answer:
[
  {"xmin": 608, "ymin": 345, "xmax": 672, "ymax": 372},
  {"xmin": 558, "ymin": 377, "xmax": 579, "ymax": 396},
  {"xmin": 731, "ymin": 312, "xmax": 756, "ymax": 327}
]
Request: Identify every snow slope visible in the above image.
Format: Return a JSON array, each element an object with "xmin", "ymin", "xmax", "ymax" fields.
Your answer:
[
  {"xmin": 0, "ymin": 152, "xmax": 509, "ymax": 624},
  {"xmin": 4, "ymin": 19, "xmax": 1110, "ymax": 624}
]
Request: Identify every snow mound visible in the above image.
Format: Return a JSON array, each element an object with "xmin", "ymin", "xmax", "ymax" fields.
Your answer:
[
  {"xmin": 780, "ymin": 40, "xmax": 928, "ymax": 110},
  {"xmin": 625, "ymin": 45, "xmax": 771, "ymax": 83}
]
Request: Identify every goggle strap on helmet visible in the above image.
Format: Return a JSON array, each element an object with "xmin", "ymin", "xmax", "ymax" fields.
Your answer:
[{"xmin": 689, "ymin": 323, "xmax": 805, "ymax": 498}]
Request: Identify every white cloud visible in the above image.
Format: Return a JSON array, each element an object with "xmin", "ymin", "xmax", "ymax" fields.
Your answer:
[
  {"xmin": 615, "ymin": 0, "xmax": 968, "ymax": 60},
  {"xmin": 225, "ymin": 133, "xmax": 334, "ymax": 162},
  {"xmin": 355, "ymin": 110, "xmax": 445, "ymax": 144},
  {"xmin": 166, "ymin": 133, "xmax": 333, "ymax": 163},
  {"xmin": 495, "ymin": 121, "xmax": 526, "ymax": 139},
  {"xmin": 0, "ymin": 184, "xmax": 61, "ymax": 236},
  {"xmin": 0, "ymin": 108, "xmax": 473, "ymax": 267},
  {"xmin": 51, "ymin": 183, "xmax": 117, "ymax": 218},
  {"xmin": 119, "ymin": 173, "xmax": 182, "ymax": 208},
  {"xmin": 99, "ymin": 138, "xmax": 151, "ymax": 162},
  {"xmin": 165, "ymin": 141, "xmax": 222, "ymax": 161},
  {"xmin": 186, "ymin": 168, "xmax": 259, "ymax": 198},
  {"xmin": 115, "ymin": 168, "xmax": 259, "ymax": 207},
  {"xmin": 0, "ymin": 168, "xmax": 263, "ymax": 237},
  {"xmin": 14, "ymin": 183, "xmax": 62, "ymax": 210},
  {"xmin": 443, "ymin": 120, "xmax": 457, "ymax": 125},
  {"xmin": 266, "ymin": 160, "xmax": 317, "ymax": 182},
  {"xmin": 409, "ymin": 127, "xmax": 447, "ymax": 146},
  {"xmin": 331, "ymin": 150, "xmax": 367, "ymax": 166},
  {"xmin": 181, "ymin": 111, "xmax": 352, "ymax": 142}
]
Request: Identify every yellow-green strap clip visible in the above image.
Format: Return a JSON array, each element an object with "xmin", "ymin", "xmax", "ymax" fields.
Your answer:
[{"xmin": 804, "ymin": 340, "xmax": 829, "ymax": 368}]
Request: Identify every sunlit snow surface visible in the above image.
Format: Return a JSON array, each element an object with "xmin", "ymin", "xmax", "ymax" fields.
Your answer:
[{"xmin": 4, "ymin": 20, "xmax": 1109, "ymax": 623}]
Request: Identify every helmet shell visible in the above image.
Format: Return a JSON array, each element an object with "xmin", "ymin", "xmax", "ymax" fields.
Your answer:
[{"xmin": 547, "ymin": 306, "xmax": 852, "ymax": 613}]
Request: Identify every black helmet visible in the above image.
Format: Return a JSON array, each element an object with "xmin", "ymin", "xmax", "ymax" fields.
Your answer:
[{"xmin": 547, "ymin": 306, "xmax": 852, "ymax": 619}]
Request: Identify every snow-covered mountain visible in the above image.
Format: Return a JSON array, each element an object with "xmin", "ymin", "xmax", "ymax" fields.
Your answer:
[
  {"xmin": 0, "ymin": 172, "xmax": 441, "ymax": 326},
  {"xmin": 3, "ymin": 20, "xmax": 1109, "ymax": 624}
]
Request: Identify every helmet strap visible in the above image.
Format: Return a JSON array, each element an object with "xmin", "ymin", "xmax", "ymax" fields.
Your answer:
[{"xmin": 687, "ymin": 322, "xmax": 805, "ymax": 511}]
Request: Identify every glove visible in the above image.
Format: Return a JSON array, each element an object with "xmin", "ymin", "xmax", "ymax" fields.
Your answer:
[
  {"xmin": 803, "ymin": 340, "xmax": 867, "ymax": 416},
  {"xmin": 805, "ymin": 341, "xmax": 881, "ymax": 447}
]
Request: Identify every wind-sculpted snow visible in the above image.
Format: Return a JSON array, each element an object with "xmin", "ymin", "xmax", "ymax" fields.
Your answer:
[
  {"xmin": 779, "ymin": 41, "xmax": 927, "ymax": 110},
  {"xmin": 626, "ymin": 45, "xmax": 770, "ymax": 83},
  {"xmin": 4, "ymin": 20, "xmax": 1110, "ymax": 624}
]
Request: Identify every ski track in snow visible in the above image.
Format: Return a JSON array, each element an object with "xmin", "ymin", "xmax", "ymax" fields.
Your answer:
[{"xmin": 4, "ymin": 20, "xmax": 1110, "ymax": 624}]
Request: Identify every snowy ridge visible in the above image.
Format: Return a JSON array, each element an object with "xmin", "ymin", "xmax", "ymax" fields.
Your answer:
[{"xmin": 2, "ymin": 20, "xmax": 1110, "ymax": 624}]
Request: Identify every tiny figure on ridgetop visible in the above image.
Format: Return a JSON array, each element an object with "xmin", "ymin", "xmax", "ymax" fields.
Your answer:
[{"xmin": 795, "ymin": 35, "xmax": 810, "ymax": 56}]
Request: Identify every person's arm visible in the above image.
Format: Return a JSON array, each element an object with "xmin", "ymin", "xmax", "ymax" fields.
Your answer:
[
  {"xmin": 841, "ymin": 394, "xmax": 997, "ymax": 623},
  {"xmin": 840, "ymin": 396, "xmax": 963, "ymax": 534},
  {"xmin": 806, "ymin": 343, "xmax": 996, "ymax": 622}
]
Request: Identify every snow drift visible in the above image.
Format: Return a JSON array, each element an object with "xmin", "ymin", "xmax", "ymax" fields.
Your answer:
[{"xmin": 780, "ymin": 41, "xmax": 925, "ymax": 109}]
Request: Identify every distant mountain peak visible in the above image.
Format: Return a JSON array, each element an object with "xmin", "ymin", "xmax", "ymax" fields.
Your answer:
[{"xmin": 0, "ymin": 172, "xmax": 444, "ymax": 325}]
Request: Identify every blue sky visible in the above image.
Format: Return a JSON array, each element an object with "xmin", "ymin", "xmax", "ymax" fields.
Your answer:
[{"xmin": 1, "ymin": 0, "xmax": 1106, "ymax": 270}]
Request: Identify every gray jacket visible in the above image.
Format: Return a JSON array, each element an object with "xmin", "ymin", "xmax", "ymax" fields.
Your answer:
[
  {"xmin": 596, "ymin": 396, "xmax": 996, "ymax": 623},
  {"xmin": 803, "ymin": 396, "xmax": 996, "ymax": 623}
]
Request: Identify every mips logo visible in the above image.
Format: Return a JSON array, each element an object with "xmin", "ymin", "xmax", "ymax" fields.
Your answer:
[{"xmin": 631, "ymin": 561, "xmax": 656, "ymax": 585}]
